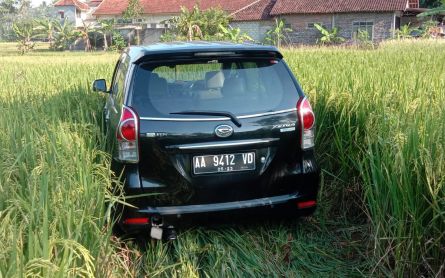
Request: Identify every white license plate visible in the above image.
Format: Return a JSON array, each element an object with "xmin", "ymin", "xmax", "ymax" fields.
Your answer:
[{"xmin": 193, "ymin": 152, "xmax": 256, "ymax": 175}]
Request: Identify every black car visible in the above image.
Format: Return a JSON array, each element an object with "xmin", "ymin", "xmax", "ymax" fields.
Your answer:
[{"xmin": 93, "ymin": 42, "xmax": 320, "ymax": 240}]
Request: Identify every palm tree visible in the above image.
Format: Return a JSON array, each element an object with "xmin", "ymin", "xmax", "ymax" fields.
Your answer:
[
  {"xmin": 98, "ymin": 19, "xmax": 114, "ymax": 51},
  {"xmin": 34, "ymin": 18, "xmax": 55, "ymax": 49}
]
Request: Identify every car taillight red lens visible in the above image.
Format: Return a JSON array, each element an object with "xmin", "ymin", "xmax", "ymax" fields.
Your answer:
[
  {"xmin": 117, "ymin": 106, "xmax": 139, "ymax": 163},
  {"xmin": 297, "ymin": 200, "xmax": 317, "ymax": 209},
  {"xmin": 297, "ymin": 97, "xmax": 315, "ymax": 150},
  {"xmin": 120, "ymin": 120, "xmax": 136, "ymax": 141},
  {"xmin": 123, "ymin": 217, "xmax": 149, "ymax": 225}
]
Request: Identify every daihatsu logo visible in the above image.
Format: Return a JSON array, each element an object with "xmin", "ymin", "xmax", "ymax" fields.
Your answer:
[{"xmin": 215, "ymin": 125, "xmax": 233, "ymax": 138}]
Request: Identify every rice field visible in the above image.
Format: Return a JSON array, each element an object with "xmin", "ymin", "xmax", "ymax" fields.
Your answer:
[{"xmin": 0, "ymin": 40, "xmax": 444, "ymax": 277}]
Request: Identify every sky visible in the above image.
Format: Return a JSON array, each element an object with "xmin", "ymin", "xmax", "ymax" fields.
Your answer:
[{"xmin": 31, "ymin": 0, "xmax": 48, "ymax": 8}]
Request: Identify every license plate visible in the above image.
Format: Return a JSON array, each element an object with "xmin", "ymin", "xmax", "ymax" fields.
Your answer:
[{"xmin": 193, "ymin": 152, "xmax": 255, "ymax": 175}]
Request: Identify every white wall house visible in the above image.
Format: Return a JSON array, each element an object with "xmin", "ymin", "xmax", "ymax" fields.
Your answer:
[{"xmin": 54, "ymin": 0, "xmax": 96, "ymax": 27}]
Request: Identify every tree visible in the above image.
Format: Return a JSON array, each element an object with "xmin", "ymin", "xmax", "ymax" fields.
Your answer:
[
  {"xmin": 98, "ymin": 19, "xmax": 114, "ymax": 50},
  {"xmin": 162, "ymin": 4, "xmax": 231, "ymax": 41},
  {"xmin": 219, "ymin": 24, "xmax": 252, "ymax": 43},
  {"xmin": 122, "ymin": 0, "xmax": 143, "ymax": 20},
  {"xmin": 34, "ymin": 18, "xmax": 55, "ymax": 48},
  {"xmin": 0, "ymin": 0, "xmax": 20, "ymax": 41},
  {"xmin": 200, "ymin": 7, "xmax": 230, "ymax": 40},
  {"xmin": 77, "ymin": 20, "xmax": 95, "ymax": 51},
  {"xmin": 314, "ymin": 23, "xmax": 345, "ymax": 45},
  {"xmin": 12, "ymin": 20, "xmax": 35, "ymax": 54},
  {"xmin": 175, "ymin": 5, "xmax": 203, "ymax": 41},
  {"xmin": 53, "ymin": 20, "xmax": 77, "ymax": 50},
  {"xmin": 418, "ymin": 0, "xmax": 445, "ymax": 17},
  {"xmin": 265, "ymin": 19, "xmax": 292, "ymax": 47},
  {"xmin": 420, "ymin": 0, "xmax": 443, "ymax": 8},
  {"xmin": 122, "ymin": 0, "xmax": 143, "ymax": 44},
  {"xmin": 0, "ymin": 0, "xmax": 18, "ymax": 15}
]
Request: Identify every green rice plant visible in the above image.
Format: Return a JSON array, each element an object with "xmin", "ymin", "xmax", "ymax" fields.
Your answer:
[
  {"xmin": 283, "ymin": 40, "xmax": 445, "ymax": 275},
  {"xmin": 0, "ymin": 40, "xmax": 443, "ymax": 277}
]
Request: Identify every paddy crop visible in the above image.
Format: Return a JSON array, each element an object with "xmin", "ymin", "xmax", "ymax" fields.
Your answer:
[{"xmin": 0, "ymin": 40, "xmax": 443, "ymax": 277}]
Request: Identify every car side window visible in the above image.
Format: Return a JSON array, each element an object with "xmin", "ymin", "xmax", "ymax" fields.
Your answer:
[{"xmin": 111, "ymin": 54, "xmax": 129, "ymax": 104}]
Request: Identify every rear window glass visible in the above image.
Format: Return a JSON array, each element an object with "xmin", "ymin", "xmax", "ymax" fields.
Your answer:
[{"xmin": 130, "ymin": 58, "xmax": 298, "ymax": 117}]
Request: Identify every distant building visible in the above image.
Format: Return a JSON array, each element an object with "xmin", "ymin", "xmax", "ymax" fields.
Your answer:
[
  {"xmin": 53, "ymin": 0, "xmax": 427, "ymax": 44},
  {"xmin": 53, "ymin": 0, "xmax": 101, "ymax": 27},
  {"xmin": 270, "ymin": 0, "xmax": 426, "ymax": 44}
]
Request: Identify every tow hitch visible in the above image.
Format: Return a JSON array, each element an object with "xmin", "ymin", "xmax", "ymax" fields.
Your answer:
[{"xmin": 150, "ymin": 216, "xmax": 177, "ymax": 241}]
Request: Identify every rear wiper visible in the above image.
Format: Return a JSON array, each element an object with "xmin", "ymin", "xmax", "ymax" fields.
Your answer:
[{"xmin": 170, "ymin": 110, "xmax": 242, "ymax": 127}]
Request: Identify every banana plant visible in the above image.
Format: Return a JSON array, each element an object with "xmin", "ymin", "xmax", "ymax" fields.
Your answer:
[
  {"xmin": 53, "ymin": 20, "xmax": 77, "ymax": 51},
  {"xmin": 219, "ymin": 24, "xmax": 253, "ymax": 43},
  {"xmin": 314, "ymin": 23, "xmax": 345, "ymax": 45},
  {"xmin": 98, "ymin": 19, "xmax": 115, "ymax": 51},
  {"xmin": 12, "ymin": 20, "xmax": 36, "ymax": 54},
  {"xmin": 265, "ymin": 18, "xmax": 292, "ymax": 48},
  {"xmin": 34, "ymin": 18, "xmax": 55, "ymax": 49},
  {"xmin": 394, "ymin": 23, "xmax": 419, "ymax": 39}
]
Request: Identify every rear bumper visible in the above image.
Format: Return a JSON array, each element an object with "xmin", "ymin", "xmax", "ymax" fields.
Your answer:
[
  {"xmin": 112, "ymin": 151, "xmax": 320, "ymax": 232},
  {"xmin": 139, "ymin": 193, "xmax": 300, "ymax": 215},
  {"xmin": 118, "ymin": 192, "xmax": 317, "ymax": 233}
]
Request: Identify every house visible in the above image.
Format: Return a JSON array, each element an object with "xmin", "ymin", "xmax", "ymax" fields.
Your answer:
[
  {"xmin": 91, "ymin": 0, "xmax": 280, "ymax": 43},
  {"xmin": 54, "ymin": 0, "xmax": 101, "ymax": 27},
  {"xmin": 270, "ymin": 0, "xmax": 423, "ymax": 44},
  {"xmin": 54, "ymin": 0, "xmax": 425, "ymax": 44}
]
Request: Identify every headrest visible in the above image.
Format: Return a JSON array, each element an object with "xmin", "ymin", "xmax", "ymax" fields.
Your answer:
[
  {"xmin": 222, "ymin": 77, "xmax": 246, "ymax": 97},
  {"xmin": 148, "ymin": 73, "xmax": 168, "ymax": 98},
  {"xmin": 205, "ymin": 71, "xmax": 225, "ymax": 89}
]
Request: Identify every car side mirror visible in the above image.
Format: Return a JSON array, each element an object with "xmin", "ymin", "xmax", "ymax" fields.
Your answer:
[{"xmin": 92, "ymin": 79, "xmax": 108, "ymax": 93}]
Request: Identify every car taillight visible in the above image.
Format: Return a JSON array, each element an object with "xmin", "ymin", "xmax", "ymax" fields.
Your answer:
[
  {"xmin": 297, "ymin": 97, "xmax": 315, "ymax": 150},
  {"xmin": 117, "ymin": 106, "xmax": 139, "ymax": 163}
]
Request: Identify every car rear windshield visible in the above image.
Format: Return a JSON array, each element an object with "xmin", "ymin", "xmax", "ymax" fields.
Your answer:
[{"xmin": 130, "ymin": 58, "xmax": 299, "ymax": 118}]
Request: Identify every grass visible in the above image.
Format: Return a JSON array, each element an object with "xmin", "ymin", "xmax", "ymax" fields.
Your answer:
[{"xmin": 0, "ymin": 40, "xmax": 444, "ymax": 277}]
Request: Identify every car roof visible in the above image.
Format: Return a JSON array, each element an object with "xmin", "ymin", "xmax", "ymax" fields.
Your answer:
[{"xmin": 125, "ymin": 41, "xmax": 282, "ymax": 64}]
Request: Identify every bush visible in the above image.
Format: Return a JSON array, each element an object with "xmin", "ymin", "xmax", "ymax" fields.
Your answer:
[{"xmin": 110, "ymin": 31, "xmax": 126, "ymax": 51}]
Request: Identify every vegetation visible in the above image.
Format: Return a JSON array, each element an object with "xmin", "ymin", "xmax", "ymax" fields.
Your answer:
[
  {"xmin": 0, "ymin": 40, "xmax": 444, "ymax": 276},
  {"xmin": 52, "ymin": 20, "xmax": 78, "ymax": 51},
  {"xmin": 264, "ymin": 18, "xmax": 292, "ymax": 47},
  {"xmin": 355, "ymin": 30, "xmax": 374, "ymax": 49},
  {"xmin": 78, "ymin": 21, "xmax": 95, "ymax": 52},
  {"xmin": 314, "ymin": 23, "xmax": 345, "ymax": 45},
  {"xmin": 218, "ymin": 24, "xmax": 252, "ymax": 43},
  {"xmin": 33, "ymin": 18, "xmax": 56, "ymax": 48},
  {"xmin": 12, "ymin": 20, "xmax": 36, "ymax": 54},
  {"xmin": 122, "ymin": 0, "xmax": 143, "ymax": 45},
  {"xmin": 418, "ymin": 0, "xmax": 445, "ymax": 16},
  {"xmin": 161, "ymin": 5, "xmax": 231, "ymax": 42},
  {"xmin": 122, "ymin": 0, "xmax": 143, "ymax": 21},
  {"xmin": 98, "ymin": 19, "xmax": 115, "ymax": 51},
  {"xmin": 110, "ymin": 31, "xmax": 126, "ymax": 51},
  {"xmin": 394, "ymin": 23, "xmax": 419, "ymax": 39}
]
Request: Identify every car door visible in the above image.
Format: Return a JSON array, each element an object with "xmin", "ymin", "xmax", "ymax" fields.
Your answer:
[{"xmin": 106, "ymin": 53, "xmax": 130, "ymax": 158}]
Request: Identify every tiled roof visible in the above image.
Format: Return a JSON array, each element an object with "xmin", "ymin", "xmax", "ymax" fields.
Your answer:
[
  {"xmin": 93, "ymin": 0, "xmax": 258, "ymax": 16},
  {"xmin": 231, "ymin": 0, "xmax": 276, "ymax": 21},
  {"xmin": 93, "ymin": 0, "xmax": 409, "ymax": 17},
  {"xmin": 271, "ymin": 0, "xmax": 408, "ymax": 15},
  {"xmin": 54, "ymin": 0, "xmax": 90, "ymax": 11}
]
